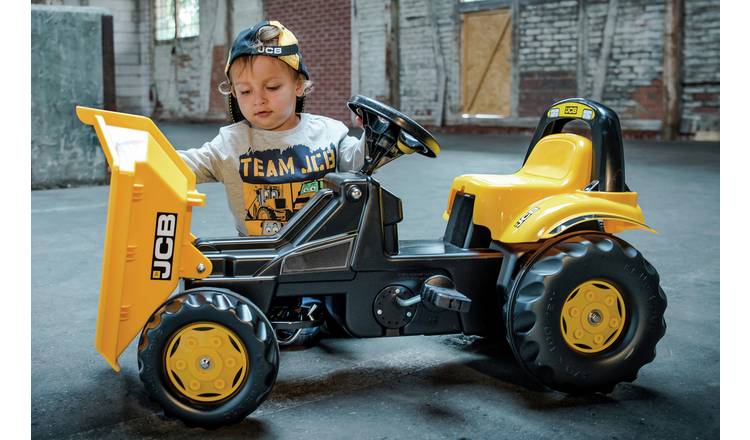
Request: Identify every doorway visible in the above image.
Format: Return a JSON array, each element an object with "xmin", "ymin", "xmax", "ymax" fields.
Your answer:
[{"xmin": 461, "ymin": 9, "xmax": 512, "ymax": 117}]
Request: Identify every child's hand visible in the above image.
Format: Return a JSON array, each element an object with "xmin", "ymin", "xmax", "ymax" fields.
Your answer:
[{"xmin": 355, "ymin": 115, "xmax": 363, "ymax": 127}]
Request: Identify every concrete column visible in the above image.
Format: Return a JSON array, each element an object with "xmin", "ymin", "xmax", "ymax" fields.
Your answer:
[{"xmin": 31, "ymin": 5, "xmax": 109, "ymax": 188}]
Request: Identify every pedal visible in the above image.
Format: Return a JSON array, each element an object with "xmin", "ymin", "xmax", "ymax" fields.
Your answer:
[
  {"xmin": 420, "ymin": 276, "xmax": 471, "ymax": 313},
  {"xmin": 271, "ymin": 319, "xmax": 323, "ymax": 331},
  {"xmin": 269, "ymin": 303, "xmax": 323, "ymax": 330}
]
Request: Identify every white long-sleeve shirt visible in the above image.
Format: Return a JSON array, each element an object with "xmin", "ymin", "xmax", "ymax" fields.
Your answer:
[{"xmin": 178, "ymin": 113, "xmax": 365, "ymax": 236}]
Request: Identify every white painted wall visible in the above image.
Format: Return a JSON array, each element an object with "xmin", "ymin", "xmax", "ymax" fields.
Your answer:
[
  {"xmin": 351, "ymin": 0, "xmax": 390, "ymax": 103},
  {"xmin": 151, "ymin": 0, "xmax": 263, "ymax": 120},
  {"xmin": 46, "ymin": 0, "xmax": 153, "ymax": 114},
  {"xmin": 46, "ymin": 0, "xmax": 263, "ymax": 119}
]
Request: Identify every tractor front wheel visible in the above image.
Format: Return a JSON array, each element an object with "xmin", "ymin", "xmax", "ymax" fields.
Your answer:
[
  {"xmin": 504, "ymin": 233, "xmax": 667, "ymax": 394},
  {"xmin": 137, "ymin": 288, "xmax": 279, "ymax": 428}
]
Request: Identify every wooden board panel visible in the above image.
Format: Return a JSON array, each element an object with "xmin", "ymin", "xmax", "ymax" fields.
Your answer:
[{"xmin": 461, "ymin": 9, "xmax": 512, "ymax": 116}]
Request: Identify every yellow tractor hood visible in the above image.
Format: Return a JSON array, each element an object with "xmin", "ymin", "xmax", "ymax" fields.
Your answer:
[{"xmin": 77, "ymin": 107, "xmax": 212, "ymax": 372}]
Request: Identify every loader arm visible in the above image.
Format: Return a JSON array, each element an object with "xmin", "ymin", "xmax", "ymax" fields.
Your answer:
[{"xmin": 77, "ymin": 107, "xmax": 212, "ymax": 372}]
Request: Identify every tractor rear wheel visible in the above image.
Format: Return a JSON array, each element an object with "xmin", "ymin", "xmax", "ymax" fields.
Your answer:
[
  {"xmin": 137, "ymin": 288, "xmax": 279, "ymax": 428},
  {"xmin": 504, "ymin": 233, "xmax": 666, "ymax": 394}
]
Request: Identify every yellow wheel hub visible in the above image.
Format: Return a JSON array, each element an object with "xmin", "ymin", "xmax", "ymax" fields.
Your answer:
[
  {"xmin": 164, "ymin": 322, "xmax": 249, "ymax": 402},
  {"xmin": 560, "ymin": 280, "xmax": 626, "ymax": 354}
]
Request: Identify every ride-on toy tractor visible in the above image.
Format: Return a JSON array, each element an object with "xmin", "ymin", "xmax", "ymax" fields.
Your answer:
[{"xmin": 77, "ymin": 96, "xmax": 666, "ymax": 428}]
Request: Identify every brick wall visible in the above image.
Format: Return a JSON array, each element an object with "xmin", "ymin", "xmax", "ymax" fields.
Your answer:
[
  {"xmin": 145, "ymin": 0, "xmax": 265, "ymax": 122},
  {"xmin": 266, "ymin": 0, "xmax": 352, "ymax": 124},
  {"xmin": 398, "ymin": 0, "xmax": 438, "ymax": 121},
  {"xmin": 153, "ymin": 37, "xmax": 203, "ymax": 119},
  {"xmin": 516, "ymin": 0, "xmax": 666, "ymax": 122},
  {"xmin": 517, "ymin": 0, "xmax": 579, "ymax": 117},
  {"xmin": 394, "ymin": 0, "xmax": 458, "ymax": 125},
  {"xmin": 587, "ymin": 0, "xmax": 666, "ymax": 121},
  {"xmin": 352, "ymin": 0, "xmax": 390, "ymax": 103},
  {"xmin": 681, "ymin": 0, "xmax": 720, "ymax": 136},
  {"xmin": 42, "ymin": 0, "xmax": 718, "ymax": 137},
  {"xmin": 87, "ymin": 0, "xmax": 152, "ymax": 114},
  {"xmin": 152, "ymin": 0, "xmax": 232, "ymax": 120},
  {"xmin": 433, "ymin": 0, "xmax": 460, "ymax": 122}
]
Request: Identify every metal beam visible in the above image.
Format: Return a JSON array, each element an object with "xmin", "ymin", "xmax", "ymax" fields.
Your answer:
[
  {"xmin": 458, "ymin": 0, "xmax": 513, "ymax": 13},
  {"xmin": 592, "ymin": 0, "xmax": 619, "ymax": 101},
  {"xmin": 577, "ymin": 0, "xmax": 588, "ymax": 97},
  {"xmin": 101, "ymin": 13, "xmax": 116, "ymax": 111},
  {"xmin": 662, "ymin": 0, "xmax": 683, "ymax": 140},
  {"xmin": 387, "ymin": 0, "xmax": 400, "ymax": 109}
]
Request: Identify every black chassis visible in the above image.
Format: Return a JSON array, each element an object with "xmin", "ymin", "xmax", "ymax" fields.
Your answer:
[
  {"xmin": 186, "ymin": 171, "xmax": 518, "ymax": 338},
  {"xmin": 185, "ymin": 97, "xmax": 628, "ymax": 339}
]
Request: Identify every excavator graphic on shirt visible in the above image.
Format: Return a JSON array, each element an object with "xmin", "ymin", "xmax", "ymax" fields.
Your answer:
[{"xmin": 239, "ymin": 142, "xmax": 336, "ymax": 236}]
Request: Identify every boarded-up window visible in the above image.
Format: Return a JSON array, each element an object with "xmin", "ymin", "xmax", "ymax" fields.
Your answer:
[{"xmin": 461, "ymin": 9, "xmax": 512, "ymax": 116}]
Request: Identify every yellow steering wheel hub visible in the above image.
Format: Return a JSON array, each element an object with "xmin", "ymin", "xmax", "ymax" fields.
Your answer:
[
  {"xmin": 560, "ymin": 280, "xmax": 626, "ymax": 354},
  {"xmin": 164, "ymin": 322, "xmax": 249, "ymax": 402}
]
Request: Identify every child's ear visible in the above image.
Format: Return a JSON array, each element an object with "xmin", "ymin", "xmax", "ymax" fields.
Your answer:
[{"xmin": 295, "ymin": 76, "xmax": 305, "ymax": 97}]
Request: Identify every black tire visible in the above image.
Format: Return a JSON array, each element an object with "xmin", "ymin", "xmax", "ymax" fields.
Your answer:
[
  {"xmin": 504, "ymin": 233, "xmax": 667, "ymax": 394},
  {"xmin": 137, "ymin": 288, "xmax": 280, "ymax": 428}
]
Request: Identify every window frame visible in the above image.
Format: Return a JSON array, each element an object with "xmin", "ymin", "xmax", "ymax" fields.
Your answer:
[
  {"xmin": 154, "ymin": 0, "xmax": 200, "ymax": 43},
  {"xmin": 457, "ymin": 0, "xmax": 512, "ymax": 14}
]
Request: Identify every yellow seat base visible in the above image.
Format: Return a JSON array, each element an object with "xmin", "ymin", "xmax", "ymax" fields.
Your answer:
[{"xmin": 445, "ymin": 133, "xmax": 593, "ymax": 241}]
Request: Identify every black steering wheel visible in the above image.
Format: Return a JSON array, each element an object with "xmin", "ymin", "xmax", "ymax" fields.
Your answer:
[{"xmin": 347, "ymin": 95, "xmax": 440, "ymax": 173}]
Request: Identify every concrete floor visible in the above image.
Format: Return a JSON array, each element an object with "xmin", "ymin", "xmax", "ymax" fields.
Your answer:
[{"xmin": 31, "ymin": 122, "xmax": 719, "ymax": 439}]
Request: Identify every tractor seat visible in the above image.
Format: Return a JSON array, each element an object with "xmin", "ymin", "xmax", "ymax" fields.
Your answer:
[{"xmin": 447, "ymin": 133, "xmax": 593, "ymax": 239}]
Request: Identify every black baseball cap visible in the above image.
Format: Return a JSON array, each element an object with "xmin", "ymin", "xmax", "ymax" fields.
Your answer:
[
  {"xmin": 225, "ymin": 20, "xmax": 309, "ymax": 79},
  {"xmin": 225, "ymin": 20, "xmax": 310, "ymax": 122}
]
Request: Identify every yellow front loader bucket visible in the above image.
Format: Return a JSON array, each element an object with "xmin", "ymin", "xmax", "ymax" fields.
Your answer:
[{"xmin": 77, "ymin": 107, "xmax": 212, "ymax": 372}]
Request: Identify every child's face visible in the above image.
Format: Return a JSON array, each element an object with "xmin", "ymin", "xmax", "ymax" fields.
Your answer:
[{"xmin": 230, "ymin": 56, "xmax": 304, "ymax": 131}]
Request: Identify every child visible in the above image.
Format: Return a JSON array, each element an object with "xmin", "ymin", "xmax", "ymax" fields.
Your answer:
[
  {"xmin": 178, "ymin": 20, "xmax": 364, "ymax": 237},
  {"xmin": 177, "ymin": 20, "xmax": 364, "ymax": 344}
]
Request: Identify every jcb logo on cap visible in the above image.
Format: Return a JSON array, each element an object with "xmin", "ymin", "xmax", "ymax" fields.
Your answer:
[
  {"xmin": 258, "ymin": 46, "xmax": 282, "ymax": 55},
  {"xmin": 151, "ymin": 212, "xmax": 177, "ymax": 280}
]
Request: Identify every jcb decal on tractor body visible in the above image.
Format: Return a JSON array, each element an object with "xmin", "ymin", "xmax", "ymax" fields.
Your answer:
[
  {"xmin": 548, "ymin": 102, "xmax": 596, "ymax": 120},
  {"xmin": 515, "ymin": 207, "xmax": 540, "ymax": 228},
  {"xmin": 151, "ymin": 212, "xmax": 177, "ymax": 280}
]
